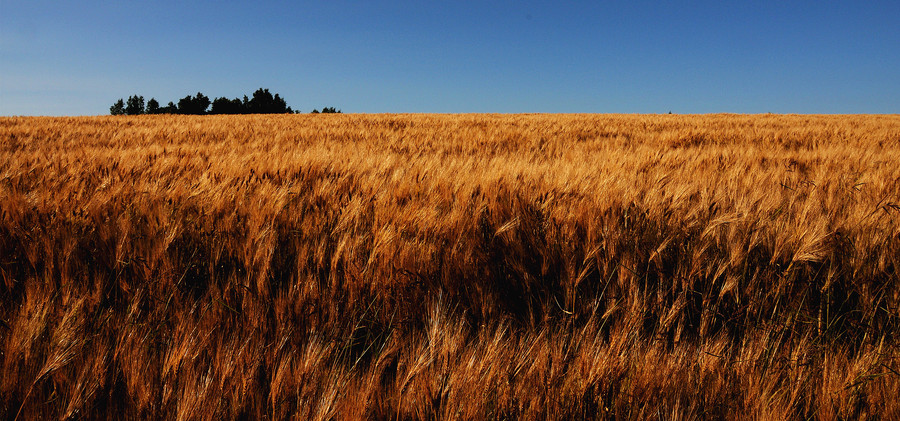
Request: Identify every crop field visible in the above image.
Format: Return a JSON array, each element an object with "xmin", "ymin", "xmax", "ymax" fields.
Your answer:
[{"xmin": 1, "ymin": 113, "xmax": 899, "ymax": 419}]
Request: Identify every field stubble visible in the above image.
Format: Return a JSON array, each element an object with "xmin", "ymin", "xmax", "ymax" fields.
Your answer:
[{"xmin": 1, "ymin": 113, "xmax": 900, "ymax": 419}]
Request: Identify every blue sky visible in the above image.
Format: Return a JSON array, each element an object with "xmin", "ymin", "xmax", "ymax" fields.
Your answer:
[{"xmin": 1, "ymin": 1, "xmax": 897, "ymax": 115}]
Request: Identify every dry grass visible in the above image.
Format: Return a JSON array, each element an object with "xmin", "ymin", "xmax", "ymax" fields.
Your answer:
[{"xmin": 1, "ymin": 113, "xmax": 899, "ymax": 420}]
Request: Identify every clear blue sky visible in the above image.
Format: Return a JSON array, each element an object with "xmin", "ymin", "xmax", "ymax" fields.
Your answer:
[{"xmin": 1, "ymin": 1, "xmax": 898, "ymax": 115}]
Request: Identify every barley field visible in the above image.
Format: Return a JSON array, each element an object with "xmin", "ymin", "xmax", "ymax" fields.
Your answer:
[{"xmin": 1, "ymin": 113, "xmax": 899, "ymax": 420}]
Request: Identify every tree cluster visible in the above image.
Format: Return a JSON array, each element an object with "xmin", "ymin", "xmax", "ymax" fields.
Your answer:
[
  {"xmin": 110, "ymin": 88, "xmax": 321, "ymax": 115},
  {"xmin": 310, "ymin": 107, "xmax": 341, "ymax": 114}
]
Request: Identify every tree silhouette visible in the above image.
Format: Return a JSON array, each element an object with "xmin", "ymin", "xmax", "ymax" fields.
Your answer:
[
  {"xmin": 177, "ymin": 92, "xmax": 210, "ymax": 115},
  {"xmin": 111, "ymin": 88, "xmax": 309, "ymax": 115},
  {"xmin": 211, "ymin": 97, "xmax": 245, "ymax": 114},
  {"xmin": 146, "ymin": 98, "xmax": 160, "ymax": 114},
  {"xmin": 246, "ymin": 88, "xmax": 292, "ymax": 114},
  {"xmin": 125, "ymin": 95, "xmax": 145, "ymax": 115},
  {"xmin": 110, "ymin": 99, "xmax": 125, "ymax": 115},
  {"xmin": 176, "ymin": 96, "xmax": 193, "ymax": 114},
  {"xmin": 160, "ymin": 101, "xmax": 178, "ymax": 114}
]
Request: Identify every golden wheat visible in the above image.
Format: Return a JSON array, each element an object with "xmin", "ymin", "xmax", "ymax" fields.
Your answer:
[{"xmin": 1, "ymin": 113, "xmax": 899, "ymax": 419}]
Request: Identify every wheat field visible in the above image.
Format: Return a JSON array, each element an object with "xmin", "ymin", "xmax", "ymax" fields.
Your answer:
[{"xmin": 1, "ymin": 113, "xmax": 899, "ymax": 419}]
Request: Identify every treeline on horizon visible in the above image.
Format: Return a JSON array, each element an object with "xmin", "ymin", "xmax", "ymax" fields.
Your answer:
[{"xmin": 110, "ymin": 88, "xmax": 341, "ymax": 115}]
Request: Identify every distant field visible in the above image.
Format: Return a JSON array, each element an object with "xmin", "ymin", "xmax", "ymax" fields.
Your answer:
[{"xmin": 2, "ymin": 114, "xmax": 899, "ymax": 419}]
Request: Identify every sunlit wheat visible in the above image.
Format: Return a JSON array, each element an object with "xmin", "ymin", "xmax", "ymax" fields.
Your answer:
[{"xmin": 1, "ymin": 113, "xmax": 899, "ymax": 419}]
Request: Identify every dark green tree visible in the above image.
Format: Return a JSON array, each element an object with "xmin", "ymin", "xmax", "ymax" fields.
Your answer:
[
  {"xmin": 146, "ymin": 98, "xmax": 160, "ymax": 114},
  {"xmin": 112, "ymin": 88, "xmax": 301, "ymax": 115},
  {"xmin": 177, "ymin": 95, "xmax": 193, "ymax": 114},
  {"xmin": 177, "ymin": 92, "xmax": 210, "ymax": 114},
  {"xmin": 211, "ymin": 97, "xmax": 246, "ymax": 114},
  {"xmin": 194, "ymin": 92, "xmax": 210, "ymax": 113},
  {"xmin": 247, "ymin": 88, "xmax": 291, "ymax": 114},
  {"xmin": 110, "ymin": 99, "xmax": 125, "ymax": 115},
  {"xmin": 159, "ymin": 101, "xmax": 178, "ymax": 114},
  {"xmin": 125, "ymin": 95, "xmax": 145, "ymax": 115}
]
